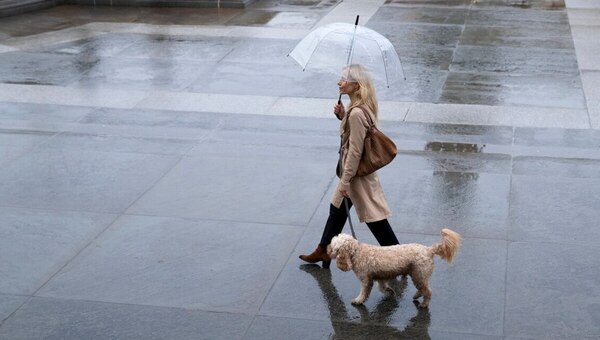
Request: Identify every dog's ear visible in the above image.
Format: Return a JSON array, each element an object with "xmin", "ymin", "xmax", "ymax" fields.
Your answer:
[{"xmin": 336, "ymin": 251, "xmax": 353, "ymax": 272}]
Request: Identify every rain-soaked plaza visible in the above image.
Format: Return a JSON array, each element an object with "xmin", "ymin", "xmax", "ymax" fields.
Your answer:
[{"xmin": 0, "ymin": 0, "xmax": 599, "ymax": 339}]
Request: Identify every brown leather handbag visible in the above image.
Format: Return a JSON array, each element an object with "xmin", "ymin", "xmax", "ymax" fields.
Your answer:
[{"xmin": 336, "ymin": 106, "xmax": 397, "ymax": 178}]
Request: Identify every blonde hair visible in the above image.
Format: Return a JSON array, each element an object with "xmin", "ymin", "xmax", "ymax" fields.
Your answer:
[{"xmin": 343, "ymin": 64, "xmax": 379, "ymax": 120}]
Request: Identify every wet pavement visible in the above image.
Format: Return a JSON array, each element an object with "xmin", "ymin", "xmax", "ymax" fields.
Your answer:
[{"xmin": 1, "ymin": 0, "xmax": 600, "ymax": 339}]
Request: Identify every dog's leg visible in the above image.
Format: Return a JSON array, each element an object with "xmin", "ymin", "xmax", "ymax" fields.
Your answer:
[
  {"xmin": 352, "ymin": 277, "xmax": 373, "ymax": 305},
  {"xmin": 377, "ymin": 280, "xmax": 395, "ymax": 296},
  {"xmin": 412, "ymin": 277, "xmax": 432, "ymax": 308}
]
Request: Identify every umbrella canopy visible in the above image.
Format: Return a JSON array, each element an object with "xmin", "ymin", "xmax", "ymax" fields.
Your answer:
[{"xmin": 288, "ymin": 22, "xmax": 405, "ymax": 88}]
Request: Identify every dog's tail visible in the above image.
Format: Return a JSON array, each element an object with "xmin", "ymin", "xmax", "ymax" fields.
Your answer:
[{"xmin": 431, "ymin": 229, "xmax": 462, "ymax": 264}]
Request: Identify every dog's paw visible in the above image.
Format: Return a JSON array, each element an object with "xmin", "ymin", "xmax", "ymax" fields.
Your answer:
[
  {"xmin": 351, "ymin": 298, "xmax": 365, "ymax": 305},
  {"xmin": 417, "ymin": 301, "xmax": 429, "ymax": 308}
]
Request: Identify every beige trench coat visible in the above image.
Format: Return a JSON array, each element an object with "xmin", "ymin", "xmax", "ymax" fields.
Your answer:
[{"xmin": 331, "ymin": 105, "xmax": 392, "ymax": 223}]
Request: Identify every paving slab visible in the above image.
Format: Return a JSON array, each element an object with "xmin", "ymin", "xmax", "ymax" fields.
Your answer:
[
  {"xmin": 28, "ymin": 32, "xmax": 143, "ymax": 57},
  {"xmin": 367, "ymin": 22, "xmax": 463, "ymax": 47},
  {"xmin": 568, "ymin": 8, "xmax": 600, "ymax": 26},
  {"xmin": 581, "ymin": 71, "xmax": 600, "ymax": 129},
  {"xmin": 565, "ymin": 0, "xmax": 600, "ymax": 9},
  {"xmin": 505, "ymin": 242, "xmax": 600, "ymax": 338},
  {"xmin": 0, "ymin": 148, "xmax": 179, "ymax": 213},
  {"xmin": 459, "ymin": 26, "xmax": 574, "ymax": 49},
  {"xmin": 406, "ymin": 102, "xmax": 590, "ymax": 129},
  {"xmin": 0, "ymin": 297, "xmax": 252, "ymax": 340},
  {"xmin": 135, "ymin": 91, "xmax": 279, "ymax": 115},
  {"xmin": 65, "ymin": 107, "xmax": 223, "ymax": 139},
  {"xmin": 466, "ymin": 7, "xmax": 570, "ymax": 28},
  {"xmin": 0, "ymin": 83, "xmax": 147, "ymax": 109},
  {"xmin": 186, "ymin": 60, "xmax": 334, "ymax": 98},
  {"xmin": 74, "ymin": 57, "xmax": 214, "ymax": 91},
  {"xmin": 369, "ymin": 5, "xmax": 468, "ymax": 25},
  {"xmin": 0, "ymin": 295, "xmax": 27, "ymax": 322},
  {"xmin": 0, "ymin": 51, "xmax": 96, "ymax": 86},
  {"xmin": 0, "ymin": 206, "xmax": 116, "ymax": 295},
  {"xmin": 37, "ymin": 215, "xmax": 303, "ymax": 314},
  {"xmin": 571, "ymin": 25, "xmax": 600, "ymax": 71},
  {"xmin": 510, "ymin": 175, "xmax": 600, "ymax": 244},
  {"xmin": 0, "ymin": 102, "xmax": 93, "ymax": 132},
  {"xmin": 440, "ymin": 72, "xmax": 585, "ymax": 109},
  {"xmin": 514, "ymin": 126, "xmax": 600, "ymax": 159},
  {"xmin": 0, "ymin": 129, "xmax": 54, "ymax": 167},
  {"xmin": 222, "ymin": 38, "xmax": 297, "ymax": 65},
  {"xmin": 117, "ymin": 34, "xmax": 238, "ymax": 61},
  {"xmin": 450, "ymin": 45, "xmax": 579, "ymax": 76},
  {"xmin": 127, "ymin": 153, "xmax": 331, "ymax": 225}
]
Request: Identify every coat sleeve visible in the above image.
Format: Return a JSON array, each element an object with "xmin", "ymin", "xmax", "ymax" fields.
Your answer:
[{"xmin": 340, "ymin": 108, "xmax": 368, "ymax": 189}]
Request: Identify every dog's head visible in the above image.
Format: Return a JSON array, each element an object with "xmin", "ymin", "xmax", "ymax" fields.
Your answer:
[{"xmin": 327, "ymin": 233, "xmax": 358, "ymax": 272}]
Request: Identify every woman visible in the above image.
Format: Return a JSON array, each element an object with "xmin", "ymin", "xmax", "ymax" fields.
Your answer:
[{"xmin": 299, "ymin": 64, "xmax": 399, "ymax": 268}]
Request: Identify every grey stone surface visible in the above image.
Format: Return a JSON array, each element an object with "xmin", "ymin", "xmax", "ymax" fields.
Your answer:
[
  {"xmin": 440, "ymin": 72, "xmax": 585, "ymax": 109},
  {"xmin": 566, "ymin": 0, "xmax": 600, "ymax": 9},
  {"xmin": 514, "ymin": 126, "xmax": 600, "ymax": 159},
  {"xmin": 450, "ymin": 45, "xmax": 579, "ymax": 76},
  {"xmin": 510, "ymin": 175, "xmax": 600, "ymax": 243},
  {"xmin": 572, "ymin": 25, "xmax": 600, "ymax": 70},
  {"xmin": 0, "ymin": 295, "xmax": 26, "ymax": 322},
  {"xmin": 369, "ymin": 5, "xmax": 468, "ymax": 25},
  {"xmin": 187, "ymin": 60, "xmax": 333, "ymax": 98},
  {"xmin": 568, "ymin": 8, "xmax": 600, "ymax": 25},
  {"xmin": 70, "ymin": 107, "xmax": 223, "ymax": 139},
  {"xmin": 513, "ymin": 157, "xmax": 600, "ymax": 178},
  {"xmin": 0, "ymin": 51, "xmax": 97, "ymax": 86},
  {"xmin": 0, "ymin": 206, "xmax": 116, "ymax": 295},
  {"xmin": 117, "ymin": 35, "xmax": 238, "ymax": 61},
  {"xmin": 0, "ymin": 102, "xmax": 93, "ymax": 131},
  {"xmin": 0, "ymin": 297, "xmax": 253, "ymax": 340},
  {"xmin": 30, "ymin": 33, "xmax": 143, "ymax": 57},
  {"xmin": 1, "ymin": 2, "xmax": 599, "ymax": 339},
  {"xmin": 37, "ymin": 215, "xmax": 303, "ymax": 314},
  {"xmin": 0, "ymin": 148, "xmax": 179, "ymax": 213},
  {"xmin": 505, "ymin": 242, "xmax": 600, "ymax": 338},
  {"xmin": 367, "ymin": 22, "xmax": 463, "ymax": 48},
  {"xmin": 74, "ymin": 57, "xmax": 215, "ymax": 91},
  {"xmin": 127, "ymin": 153, "xmax": 332, "ymax": 225},
  {"xmin": 460, "ymin": 26, "xmax": 573, "ymax": 49},
  {"xmin": 466, "ymin": 8, "xmax": 570, "ymax": 28},
  {"xmin": 222, "ymin": 38, "xmax": 297, "ymax": 65},
  {"xmin": 582, "ymin": 71, "xmax": 600, "ymax": 129},
  {"xmin": 382, "ymin": 169, "xmax": 511, "ymax": 239},
  {"xmin": 0, "ymin": 129, "xmax": 54, "ymax": 167}
]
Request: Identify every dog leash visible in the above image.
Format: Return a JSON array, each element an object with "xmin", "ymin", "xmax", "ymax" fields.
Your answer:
[{"xmin": 344, "ymin": 197, "xmax": 357, "ymax": 239}]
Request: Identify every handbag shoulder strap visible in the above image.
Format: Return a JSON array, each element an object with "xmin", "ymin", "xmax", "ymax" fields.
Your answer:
[{"xmin": 345, "ymin": 104, "xmax": 375, "ymax": 129}]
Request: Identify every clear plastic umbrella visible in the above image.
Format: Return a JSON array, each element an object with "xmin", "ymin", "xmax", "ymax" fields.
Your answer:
[{"xmin": 288, "ymin": 17, "xmax": 405, "ymax": 90}]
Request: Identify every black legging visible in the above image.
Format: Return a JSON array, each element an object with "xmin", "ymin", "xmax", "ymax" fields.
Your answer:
[{"xmin": 319, "ymin": 198, "xmax": 399, "ymax": 247}]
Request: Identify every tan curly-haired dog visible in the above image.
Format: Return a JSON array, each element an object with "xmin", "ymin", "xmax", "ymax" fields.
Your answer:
[{"xmin": 327, "ymin": 229, "xmax": 461, "ymax": 308}]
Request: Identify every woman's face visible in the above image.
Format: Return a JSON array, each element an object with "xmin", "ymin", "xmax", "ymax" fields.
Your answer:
[{"xmin": 338, "ymin": 78, "xmax": 360, "ymax": 95}]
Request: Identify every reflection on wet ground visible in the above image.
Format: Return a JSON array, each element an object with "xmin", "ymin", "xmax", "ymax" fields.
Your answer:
[{"xmin": 299, "ymin": 265, "xmax": 432, "ymax": 339}]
